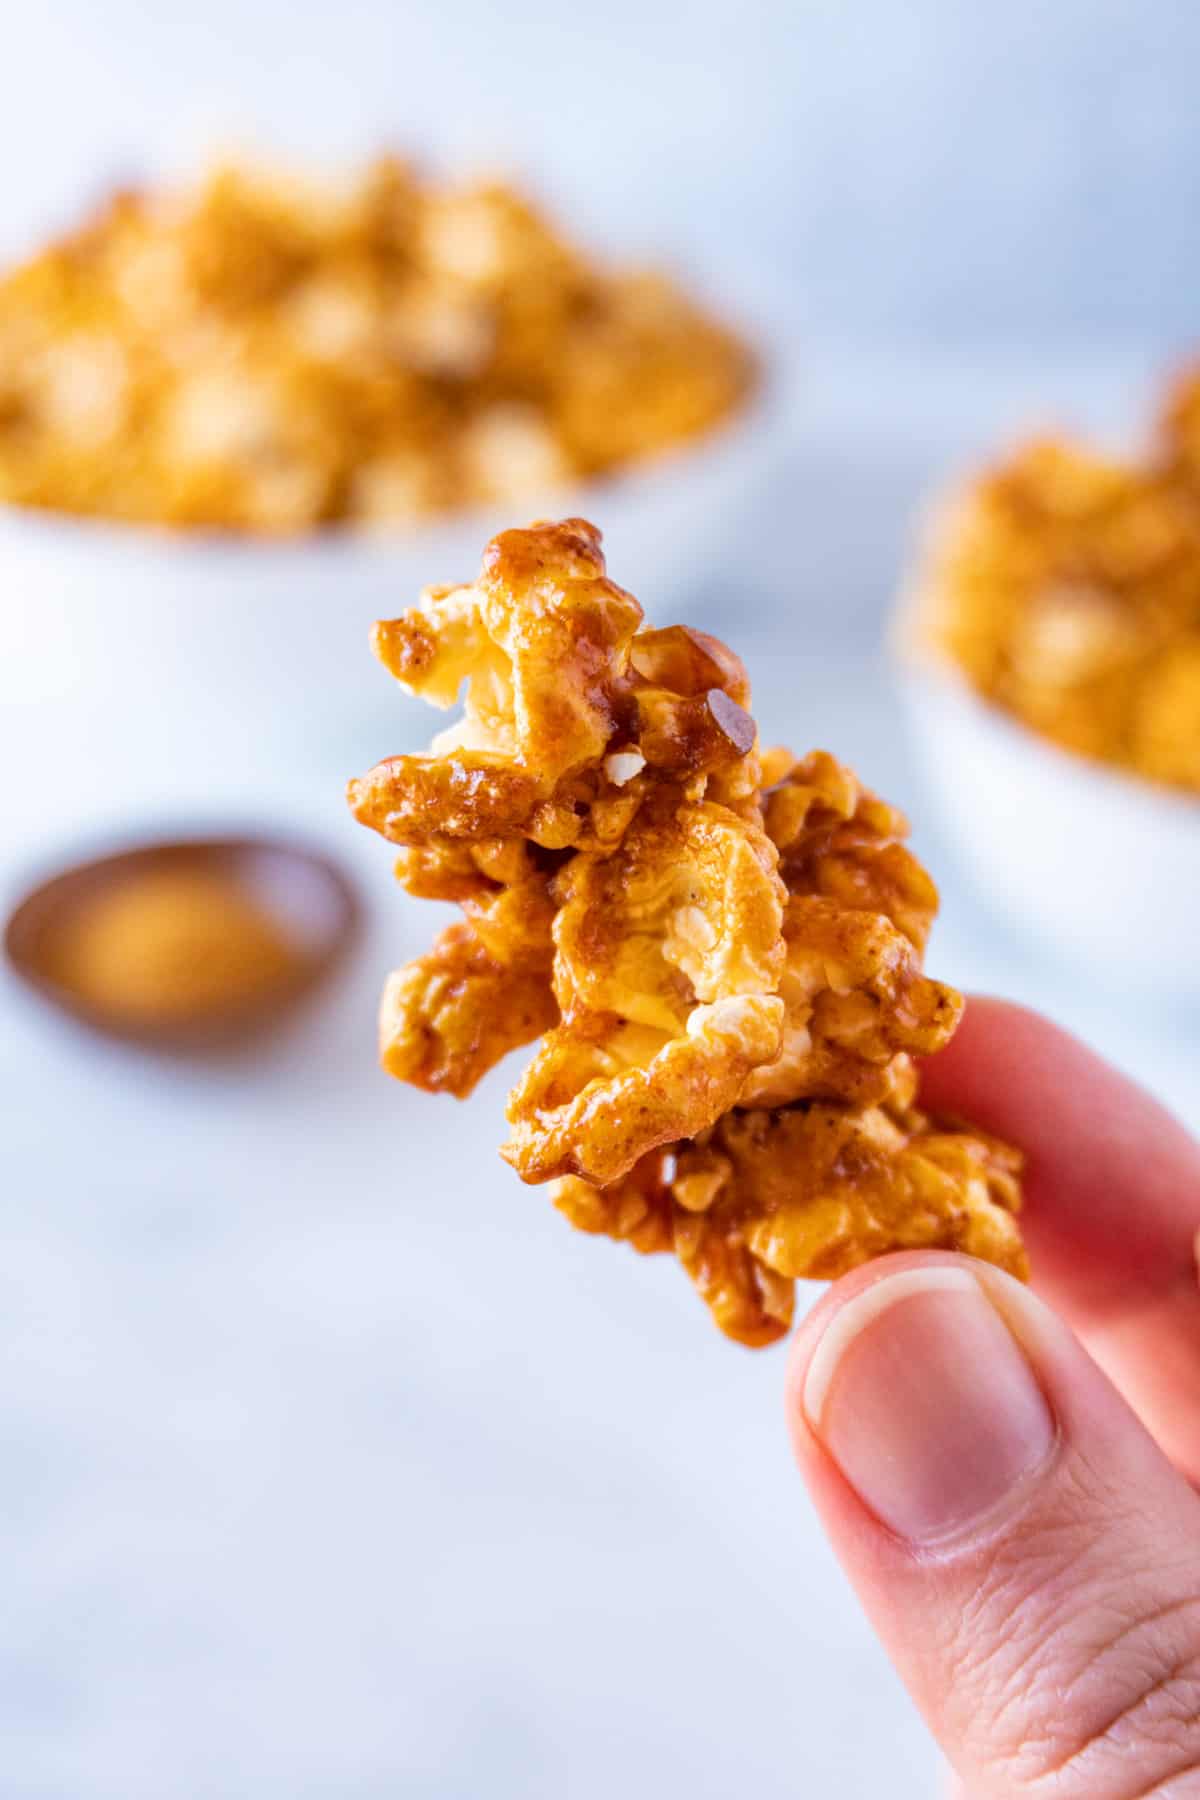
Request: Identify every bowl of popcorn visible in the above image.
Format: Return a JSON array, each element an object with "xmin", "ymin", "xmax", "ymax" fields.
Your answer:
[
  {"xmin": 0, "ymin": 157, "xmax": 783, "ymax": 817},
  {"xmin": 898, "ymin": 418, "xmax": 1200, "ymax": 991}
]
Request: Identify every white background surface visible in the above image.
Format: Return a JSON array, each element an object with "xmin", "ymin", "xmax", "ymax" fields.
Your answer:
[
  {"xmin": 6, "ymin": 1, "xmax": 1200, "ymax": 345},
  {"xmin": 4, "ymin": 4, "xmax": 1200, "ymax": 1794}
]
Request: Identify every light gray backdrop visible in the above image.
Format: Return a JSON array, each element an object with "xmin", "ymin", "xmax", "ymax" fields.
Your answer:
[{"xmin": 4, "ymin": 0, "xmax": 1200, "ymax": 345}]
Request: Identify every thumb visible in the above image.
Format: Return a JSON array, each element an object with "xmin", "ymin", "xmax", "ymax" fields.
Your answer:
[{"xmin": 787, "ymin": 1253, "xmax": 1200, "ymax": 1799}]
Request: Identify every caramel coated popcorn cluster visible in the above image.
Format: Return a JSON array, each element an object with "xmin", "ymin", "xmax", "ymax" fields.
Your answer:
[
  {"xmin": 916, "ymin": 431, "xmax": 1200, "ymax": 797},
  {"xmin": 0, "ymin": 159, "xmax": 753, "ymax": 534},
  {"xmin": 349, "ymin": 519, "xmax": 1026, "ymax": 1345}
]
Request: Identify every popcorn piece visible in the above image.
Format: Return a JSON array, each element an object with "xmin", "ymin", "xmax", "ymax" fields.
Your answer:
[
  {"xmin": 554, "ymin": 271, "xmax": 755, "ymax": 473},
  {"xmin": 503, "ymin": 797, "xmax": 787, "ymax": 1184},
  {"xmin": 553, "ymin": 1154, "xmax": 795, "ymax": 1349},
  {"xmin": 737, "ymin": 894, "xmax": 961, "ymax": 1109},
  {"xmin": 743, "ymin": 748, "xmax": 962, "ymax": 1108},
  {"xmin": 352, "ymin": 518, "xmax": 1028, "ymax": 1345},
  {"xmin": 914, "ymin": 435, "xmax": 1200, "ymax": 793},
  {"xmin": 380, "ymin": 832, "xmax": 560, "ymax": 1097},
  {"xmin": 380, "ymin": 921, "xmax": 557, "ymax": 1098},
  {"xmin": 760, "ymin": 749, "xmax": 939, "ymax": 949},
  {"xmin": 371, "ymin": 519, "xmax": 642, "ymax": 780},
  {"xmin": 348, "ymin": 520, "xmax": 761, "ymax": 851},
  {"xmin": 458, "ymin": 405, "xmax": 570, "ymax": 505},
  {"xmin": 419, "ymin": 182, "xmax": 578, "ymax": 293},
  {"xmin": 347, "ymin": 449, "xmax": 449, "ymax": 527},
  {"xmin": 28, "ymin": 332, "xmax": 131, "ymax": 448},
  {"xmin": 504, "ymin": 991, "xmax": 785, "ymax": 1191},
  {"xmin": 628, "ymin": 624, "xmax": 761, "ymax": 806},
  {"xmin": 551, "ymin": 800, "xmax": 785, "ymax": 1030},
  {"xmin": 385, "ymin": 284, "xmax": 494, "ymax": 380},
  {"xmin": 553, "ymin": 1059, "xmax": 1025, "ymax": 1346}
]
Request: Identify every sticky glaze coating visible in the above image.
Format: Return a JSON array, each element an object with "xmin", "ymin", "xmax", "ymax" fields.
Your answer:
[
  {"xmin": 350, "ymin": 519, "xmax": 1026, "ymax": 1344},
  {"xmin": 553, "ymin": 1058, "xmax": 1025, "ymax": 1348}
]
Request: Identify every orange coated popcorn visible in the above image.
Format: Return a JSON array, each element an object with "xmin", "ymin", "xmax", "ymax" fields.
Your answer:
[
  {"xmin": 351, "ymin": 519, "xmax": 1026, "ymax": 1344},
  {"xmin": 553, "ymin": 1058, "xmax": 1025, "ymax": 1348},
  {"xmin": 505, "ymin": 795, "xmax": 788, "ymax": 1187},
  {"xmin": 348, "ymin": 519, "xmax": 761, "ymax": 853},
  {"xmin": 379, "ymin": 920, "xmax": 558, "ymax": 1099},
  {"xmin": 0, "ymin": 160, "xmax": 754, "ymax": 534},
  {"xmin": 915, "ymin": 434, "xmax": 1200, "ymax": 796},
  {"xmin": 742, "ymin": 749, "xmax": 961, "ymax": 1109}
]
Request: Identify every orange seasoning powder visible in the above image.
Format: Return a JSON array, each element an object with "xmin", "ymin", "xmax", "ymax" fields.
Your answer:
[{"xmin": 42, "ymin": 866, "xmax": 303, "ymax": 1026}]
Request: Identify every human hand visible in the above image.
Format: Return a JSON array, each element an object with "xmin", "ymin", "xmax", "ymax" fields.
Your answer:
[{"xmin": 786, "ymin": 999, "xmax": 1200, "ymax": 1798}]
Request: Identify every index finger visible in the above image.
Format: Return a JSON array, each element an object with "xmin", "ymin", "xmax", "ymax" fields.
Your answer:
[{"xmin": 918, "ymin": 997, "xmax": 1200, "ymax": 1479}]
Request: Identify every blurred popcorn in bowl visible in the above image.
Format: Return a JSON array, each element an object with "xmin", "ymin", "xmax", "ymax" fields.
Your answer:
[
  {"xmin": 913, "ymin": 437, "xmax": 1200, "ymax": 798},
  {"xmin": 898, "ymin": 404, "xmax": 1200, "ymax": 995},
  {"xmin": 0, "ymin": 156, "xmax": 757, "ymax": 536},
  {"xmin": 0, "ymin": 155, "xmax": 792, "ymax": 845}
]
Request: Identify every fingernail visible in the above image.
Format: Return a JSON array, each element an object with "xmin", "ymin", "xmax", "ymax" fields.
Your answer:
[{"xmin": 803, "ymin": 1266, "xmax": 1055, "ymax": 1544}]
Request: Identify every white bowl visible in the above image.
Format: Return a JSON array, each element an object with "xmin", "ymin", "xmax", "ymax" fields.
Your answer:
[
  {"xmin": 898, "ymin": 653, "xmax": 1200, "ymax": 995},
  {"xmin": 0, "ymin": 361, "xmax": 792, "ymax": 853}
]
